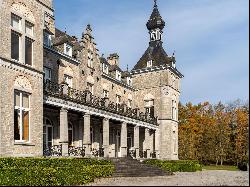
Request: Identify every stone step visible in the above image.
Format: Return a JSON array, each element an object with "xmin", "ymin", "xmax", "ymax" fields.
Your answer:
[{"xmin": 109, "ymin": 158, "xmax": 171, "ymax": 178}]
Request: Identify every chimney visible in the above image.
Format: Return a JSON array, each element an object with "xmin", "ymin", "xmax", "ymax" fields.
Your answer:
[{"xmin": 107, "ymin": 53, "xmax": 119, "ymax": 66}]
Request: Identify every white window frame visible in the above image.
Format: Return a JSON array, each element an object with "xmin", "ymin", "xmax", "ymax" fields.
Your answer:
[
  {"xmin": 64, "ymin": 43, "xmax": 73, "ymax": 57},
  {"xmin": 147, "ymin": 60, "xmax": 153, "ymax": 68},
  {"xmin": 102, "ymin": 63, "xmax": 109, "ymax": 74},
  {"xmin": 11, "ymin": 13, "xmax": 35, "ymax": 66},
  {"xmin": 116, "ymin": 71, "xmax": 121, "ymax": 81},
  {"xmin": 127, "ymin": 77, "xmax": 132, "ymax": 86},
  {"xmin": 14, "ymin": 90, "xmax": 30, "ymax": 143},
  {"xmin": 43, "ymin": 118, "xmax": 53, "ymax": 148}
]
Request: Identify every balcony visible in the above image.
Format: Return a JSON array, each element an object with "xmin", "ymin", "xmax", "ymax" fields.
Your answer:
[{"xmin": 43, "ymin": 80, "xmax": 158, "ymax": 125}]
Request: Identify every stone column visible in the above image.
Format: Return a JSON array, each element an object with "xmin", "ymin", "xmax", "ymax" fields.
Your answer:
[
  {"xmin": 134, "ymin": 126, "xmax": 140, "ymax": 159},
  {"xmin": 59, "ymin": 108, "xmax": 68, "ymax": 157},
  {"xmin": 103, "ymin": 118, "xmax": 110, "ymax": 157},
  {"xmin": 83, "ymin": 113, "xmax": 91, "ymax": 157},
  {"xmin": 144, "ymin": 128, "xmax": 151, "ymax": 159},
  {"xmin": 120, "ymin": 122, "xmax": 127, "ymax": 157}
]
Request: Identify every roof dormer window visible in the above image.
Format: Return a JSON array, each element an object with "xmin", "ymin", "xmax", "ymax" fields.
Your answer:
[
  {"xmin": 102, "ymin": 63, "xmax": 109, "ymax": 74},
  {"xmin": 127, "ymin": 77, "xmax": 132, "ymax": 86},
  {"xmin": 116, "ymin": 70, "xmax": 121, "ymax": 81},
  {"xmin": 147, "ymin": 60, "xmax": 153, "ymax": 68},
  {"xmin": 64, "ymin": 43, "xmax": 72, "ymax": 57}
]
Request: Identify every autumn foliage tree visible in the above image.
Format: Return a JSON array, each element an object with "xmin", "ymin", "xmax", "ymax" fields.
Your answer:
[{"xmin": 178, "ymin": 100, "xmax": 249, "ymax": 166}]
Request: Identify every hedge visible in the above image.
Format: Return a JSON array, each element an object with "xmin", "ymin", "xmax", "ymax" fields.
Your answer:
[
  {"xmin": 0, "ymin": 158, "xmax": 114, "ymax": 186},
  {"xmin": 144, "ymin": 159, "xmax": 202, "ymax": 172}
]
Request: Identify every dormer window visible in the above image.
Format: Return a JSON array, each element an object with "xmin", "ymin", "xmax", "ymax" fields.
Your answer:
[
  {"xmin": 64, "ymin": 43, "xmax": 72, "ymax": 57},
  {"xmin": 103, "ymin": 90, "xmax": 109, "ymax": 98},
  {"xmin": 116, "ymin": 70, "xmax": 121, "ymax": 81},
  {"xmin": 44, "ymin": 32, "xmax": 52, "ymax": 47},
  {"xmin": 102, "ymin": 63, "xmax": 109, "ymax": 74},
  {"xmin": 116, "ymin": 95, "xmax": 121, "ymax": 104},
  {"xmin": 127, "ymin": 77, "xmax": 132, "ymax": 86},
  {"xmin": 147, "ymin": 60, "xmax": 153, "ymax": 68}
]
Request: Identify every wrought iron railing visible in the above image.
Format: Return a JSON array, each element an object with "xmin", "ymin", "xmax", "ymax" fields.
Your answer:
[
  {"xmin": 68, "ymin": 146, "xmax": 85, "ymax": 157},
  {"xmin": 44, "ymin": 80, "xmax": 158, "ymax": 125},
  {"xmin": 43, "ymin": 145, "xmax": 62, "ymax": 157}
]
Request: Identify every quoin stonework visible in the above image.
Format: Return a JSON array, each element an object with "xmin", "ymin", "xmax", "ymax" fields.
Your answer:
[{"xmin": 0, "ymin": 0, "xmax": 183, "ymax": 160}]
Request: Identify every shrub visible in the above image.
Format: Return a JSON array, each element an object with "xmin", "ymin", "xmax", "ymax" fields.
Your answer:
[
  {"xmin": 144, "ymin": 159, "xmax": 202, "ymax": 172},
  {"xmin": 238, "ymin": 162, "xmax": 248, "ymax": 171},
  {"xmin": 0, "ymin": 158, "xmax": 114, "ymax": 186}
]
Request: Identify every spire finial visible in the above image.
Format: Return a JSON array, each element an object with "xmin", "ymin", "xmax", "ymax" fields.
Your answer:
[
  {"xmin": 154, "ymin": 0, "xmax": 157, "ymax": 7},
  {"xmin": 127, "ymin": 64, "xmax": 129, "ymax": 72}
]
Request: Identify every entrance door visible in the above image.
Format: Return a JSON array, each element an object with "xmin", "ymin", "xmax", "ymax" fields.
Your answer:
[
  {"xmin": 43, "ymin": 118, "xmax": 53, "ymax": 149},
  {"xmin": 115, "ymin": 130, "xmax": 121, "ymax": 157}
]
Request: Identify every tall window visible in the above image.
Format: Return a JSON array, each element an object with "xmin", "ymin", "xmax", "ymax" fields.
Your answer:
[
  {"xmin": 64, "ymin": 74, "xmax": 73, "ymax": 88},
  {"xmin": 43, "ymin": 118, "xmax": 53, "ymax": 149},
  {"xmin": 88, "ymin": 51, "xmax": 94, "ymax": 68},
  {"xmin": 87, "ymin": 82, "xmax": 94, "ymax": 94},
  {"xmin": 14, "ymin": 90, "xmax": 30, "ymax": 142},
  {"xmin": 11, "ymin": 13, "xmax": 34, "ymax": 66},
  {"xmin": 44, "ymin": 32, "xmax": 52, "ymax": 47},
  {"xmin": 64, "ymin": 43, "xmax": 72, "ymax": 57},
  {"xmin": 43, "ymin": 67, "xmax": 52, "ymax": 81},
  {"xmin": 102, "ymin": 63, "xmax": 109, "ymax": 74},
  {"xmin": 25, "ymin": 37, "xmax": 33, "ymax": 65},
  {"xmin": 103, "ymin": 90, "xmax": 109, "ymax": 98},
  {"xmin": 68, "ymin": 123, "xmax": 73, "ymax": 146},
  {"xmin": 128, "ymin": 99, "xmax": 132, "ymax": 108},
  {"xmin": 116, "ymin": 95, "xmax": 121, "ymax": 104},
  {"xmin": 11, "ymin": 31, "xmax": 20, "ymax": 61},
  {"xmin": 172, "ymin": 99, "xmax": 177, "ymax": 120},
  {"xmin": 145, "ymin": 100, "xmax": 154, "ymax": 118}
]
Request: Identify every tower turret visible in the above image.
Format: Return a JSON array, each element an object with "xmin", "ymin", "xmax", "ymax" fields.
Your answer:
[{"xmin": 147, "ymin": 0, "xmax": 165, "ymax": 42}]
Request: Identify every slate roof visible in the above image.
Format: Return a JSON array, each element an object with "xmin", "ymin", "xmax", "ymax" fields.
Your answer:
[
  {"xmin": 53, "ymin": 28, "xmax": 76, "ymax": 46},
  {"xmin": 146, "ymin": 1, "xmax": 165, "ymax": 30},
  {"xmin": 109, "ymin": 65, "xmax": 123, "ymax": 72},
  {"xmin": 100, "ymin": 56, "xmax": 110, "ymax": 66},
  {"xmin": 132, "ymin": 41, "xmax": 173, "ymax": 70}
]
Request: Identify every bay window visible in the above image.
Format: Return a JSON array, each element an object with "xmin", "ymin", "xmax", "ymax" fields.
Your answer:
[{"xmin": 14, "ymin": 90, "xmax": 30, "ymax": 142}]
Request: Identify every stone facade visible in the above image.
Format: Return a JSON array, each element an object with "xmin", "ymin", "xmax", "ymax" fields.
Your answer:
[{"xmin": 0, "ymin": 0, "xmax": 183, "ymax": 159}]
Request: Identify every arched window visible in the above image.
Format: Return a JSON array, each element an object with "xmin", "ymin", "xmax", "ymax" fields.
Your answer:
[
  {"xmin": 43, "ymin": 118, "xmax": 53, "ymax": 149},
  {"xmin": 68, "ymin": 123, "xmax": 73, "ymax": 146}
]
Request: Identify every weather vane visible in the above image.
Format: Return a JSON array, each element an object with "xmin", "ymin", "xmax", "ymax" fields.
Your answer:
[{"xmin": 154, "ymin": 0, "xmax": 157, "ymax": 7}]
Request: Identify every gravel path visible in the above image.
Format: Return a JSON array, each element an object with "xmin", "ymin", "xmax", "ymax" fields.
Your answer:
[{"xmin": 85, "ymin": 170, "xmax": 249, "ymax": 186}]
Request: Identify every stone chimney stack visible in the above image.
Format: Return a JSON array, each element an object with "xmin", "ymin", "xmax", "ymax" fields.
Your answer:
[{"xmin": 107, "ymin": 53, "xmax": 119, "ymax": 66}]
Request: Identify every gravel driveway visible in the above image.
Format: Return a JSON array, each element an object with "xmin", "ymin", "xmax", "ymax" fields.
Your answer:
[{"xmin": 85, "ymin": 170, "xmax": 249, "ymax": 186}]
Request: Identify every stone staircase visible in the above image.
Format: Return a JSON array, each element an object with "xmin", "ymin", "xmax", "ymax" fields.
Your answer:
[{"xmin": 109, "ymin": 157, "xmax": 172, "ymax": 177}]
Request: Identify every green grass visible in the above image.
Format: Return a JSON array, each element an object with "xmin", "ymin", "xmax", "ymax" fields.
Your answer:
[{"xmin": 202, "ymin": 165, "xmax": 239, "ymax": 171}]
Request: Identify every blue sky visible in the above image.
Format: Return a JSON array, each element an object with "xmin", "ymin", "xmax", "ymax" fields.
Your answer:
[{"xmin": 53, "ymin": 0, "xmax": 249, "ymax": 105}]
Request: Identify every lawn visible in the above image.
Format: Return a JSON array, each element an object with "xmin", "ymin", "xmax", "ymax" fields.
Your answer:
[{"xmin": 202, "ymin": 165, "xmax": 239, "ymax": 171}]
